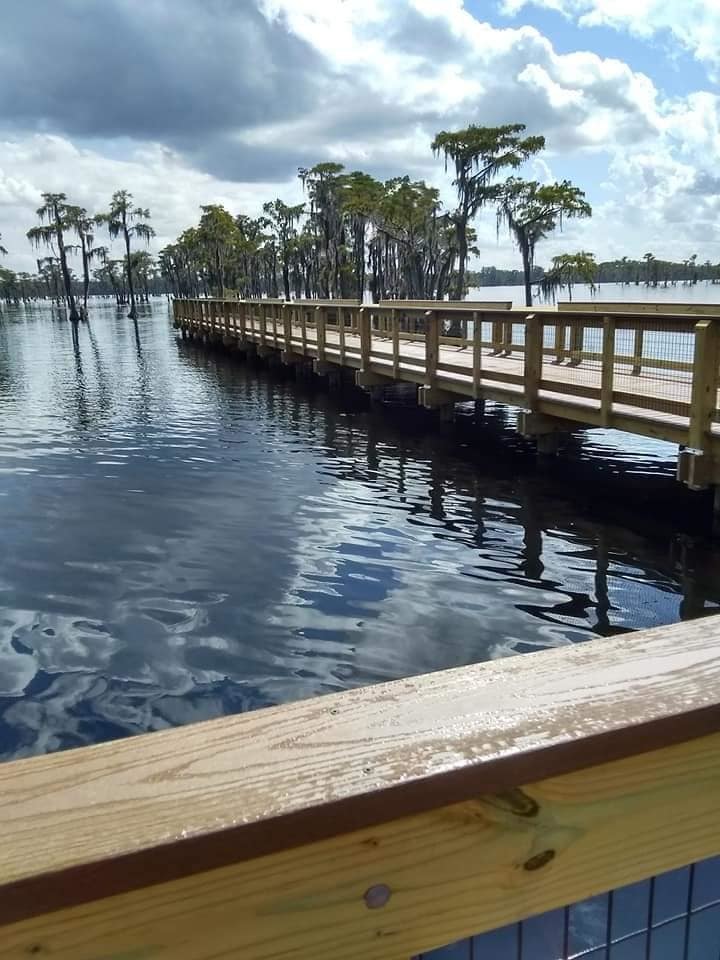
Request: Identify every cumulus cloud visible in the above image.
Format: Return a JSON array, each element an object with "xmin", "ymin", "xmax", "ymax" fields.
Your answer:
[
  {"xmin": 501, "ymin": 0, "xmax": 720, "ymax": 73},
  {"xmin": 0, "ymin": 0, "xmax": 718, "ymax": 272}
]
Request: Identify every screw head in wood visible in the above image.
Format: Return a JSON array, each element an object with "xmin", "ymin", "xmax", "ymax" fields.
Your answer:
[{"xmin": 364, "ymin": 884, "xmax": 392, "ymax": 909}]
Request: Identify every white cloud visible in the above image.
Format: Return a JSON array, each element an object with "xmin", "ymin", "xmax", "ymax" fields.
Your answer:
[
  {"xmin": 0, "ymin": 135, "xmax": 302, "ymax": 274},
  {"xmin": 501, "ymin": 0, "xmax": 720, "ymax": 72},
  {"xmin": 1, "ymin": 0, "xmax": 720, "ymax": 274}
]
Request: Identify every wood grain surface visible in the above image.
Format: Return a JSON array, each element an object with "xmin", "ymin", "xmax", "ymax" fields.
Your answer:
[
  {"xmin": 1, "ymin": 618, "xmax": 720, "ymax": 927},
  {"xmin": 4, "ymin": 731, "xmax": 720, "ymax": 958}
]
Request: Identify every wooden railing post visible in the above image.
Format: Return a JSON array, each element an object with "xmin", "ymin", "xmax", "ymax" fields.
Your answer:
[
  {"xmin": 316, "ymin": 306, "xmax": 326, "ymax": 362},
  {"xmin": 359, "ymin": 308, "xmax": 371, "ymax": 372},
  {"xmin": 339, "ymin": 307, "xmax": 346, "ymax": 364},
  {"xmin": 259, "ymin": 303, "xmax": 267, "ymax": 348},
  {"xmin": 523, "ymin": 314, "xmax": 542, "ymax": 410},
  {"xmin": 391, "ymin": 308, "xmax": 400, "ymax": 377},
  {"xmin": 301, "ymin": 307, "xmax": 308, "ymax": 355},
  {"xmin": 491, "ymin": 318, "xmax": 503, "ymax": 355},
  {"xmin": 425, "ymin": 310, "xmax": 439, "ymax": 389},
  {"xmin": 689, "ymin": 319, "xmax": 720, "ymax": 451},
  {"xmin": 632, "ymin": 326, "xmax": 644, "ymax": 376},
  {"xmin": 554, "ymin": 321, "xmax": 565, "ymax": 363},
  {"xmin": 502, "ymin": 319, "xmax": 513, "ymax": 356},
  {"xmin": 472, "ymin": 311, "xmax": 483, "ymax": 399},
  {"xmin": 569, "ymin": 321, "xmax": 584, "ymax": 366},
  {"xmin": 283, "ymin": 304, "xmax": 292, "ymax": 355},
  {"xmin": 600, "ymin": 316, "xmax": 616, "ymax": 426}
]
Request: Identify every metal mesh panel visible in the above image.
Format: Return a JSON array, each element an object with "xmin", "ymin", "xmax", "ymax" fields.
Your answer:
[
  {"xmin": 538, "ymin": 316, "xmax": 697, "ymax": 424},
  {"xmin": 414, "ymin": 857, "xmax": 720, "ymax": 960},
  {"xmin": 611, "ymin": 320, "xmax": 694, "ymax": 423},
  {"xmin": 540, "ymin": 317, "xmax": 604, "ymax": 398}
]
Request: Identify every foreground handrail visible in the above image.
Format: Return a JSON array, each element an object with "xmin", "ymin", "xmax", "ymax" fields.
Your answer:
[{"xmin": 1, "ymin": 618, "xmax": 720, "ymax": 958}]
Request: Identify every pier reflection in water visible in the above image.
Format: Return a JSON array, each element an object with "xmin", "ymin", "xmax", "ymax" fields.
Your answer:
[{"xmin": 0, "ymin": 299, "xmax": 718, "ymax": 761}]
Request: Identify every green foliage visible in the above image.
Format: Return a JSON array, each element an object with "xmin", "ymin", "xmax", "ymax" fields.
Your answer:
[
  {"xmin": 98, "ymin": 190, "xmax": 155, "ymax": 318},
  {"xmin": 497, "ymin": 178, "xmax": 593, "ymax": 306},
  {"xmin": 26, "ymin": 193, "xmax": 81, "ymax": 321},
  {"xmin": 539, "ymin": 252, "xmax": 597, "ymax": 302},
  {"xmin": 432, "ymin": 124, "xmax": 545, "ymax": 297}
]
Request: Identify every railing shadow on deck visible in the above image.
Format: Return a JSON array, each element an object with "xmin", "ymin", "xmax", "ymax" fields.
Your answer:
[{"xmin": 1, "ymin": 616, "xmax": 720, "ymax": 959}]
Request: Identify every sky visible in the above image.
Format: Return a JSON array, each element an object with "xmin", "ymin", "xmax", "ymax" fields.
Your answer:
[{"xmin": 1, "ymin": 0, "xmax": 719, "ymax": 275}]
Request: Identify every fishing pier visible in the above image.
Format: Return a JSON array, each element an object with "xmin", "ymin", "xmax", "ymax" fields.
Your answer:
[{"xmin": 173, "ymin": 298, "xmax": 720, "ymax": 508}]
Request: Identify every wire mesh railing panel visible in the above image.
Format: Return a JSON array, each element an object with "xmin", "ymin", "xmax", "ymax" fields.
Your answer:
[
  {"xmin": 611, "ymin": 321, "xmax": 695, "ymax": 422},
  {"xmin": 540, "ymin": 318, "xmax": 604, "ymax": 400},
  {"xmin": 413, "ymin": 857, "xmax": 720, "ymax": 960}
]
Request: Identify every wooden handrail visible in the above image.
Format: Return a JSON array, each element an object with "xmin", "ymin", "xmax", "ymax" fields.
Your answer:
[
  {"xmin": 380, "ymin": 299, "xmax": 513, "ymax": 312},
  {"xmin": 190, "ymin": 297, "xmax": 711, "ymax": 326},
  {"xmin": 559, "ymin": 300, "xmax": 720, "ymax": 316},
  {"xmin": 2, "ymin": 618, "xmax": 720, "ymax": 960}
]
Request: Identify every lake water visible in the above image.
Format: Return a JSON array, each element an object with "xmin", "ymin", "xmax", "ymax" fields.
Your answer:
[
  {"xmin": 1, "ymin": 295, "xmax": 719, "ymax": 762},
  {"xmin": 470, "ymin": 279, "xmax": 720, "ymax": 306}
]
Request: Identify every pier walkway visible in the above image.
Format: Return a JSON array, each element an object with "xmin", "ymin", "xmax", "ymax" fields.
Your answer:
[{"xmin": 173, "ymin": 297, "xmax": 720, "ymax": 493}]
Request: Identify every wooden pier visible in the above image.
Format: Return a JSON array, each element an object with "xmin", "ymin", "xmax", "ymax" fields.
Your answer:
[
  {"xmin": 1, "ymin": 618, "xmax": 719, "ymax": 958},
  {"xmin": 173, "ymin": 297, "xmax": 720, "ymax": 498}
]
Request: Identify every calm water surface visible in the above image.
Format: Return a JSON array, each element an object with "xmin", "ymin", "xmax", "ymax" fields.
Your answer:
[{"xmin": 1, "ymin": 297, "xmax": 719, "ymax": 761}]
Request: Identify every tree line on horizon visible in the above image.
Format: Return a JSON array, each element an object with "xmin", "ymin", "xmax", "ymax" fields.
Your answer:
[
  {"xmin": 2, "ymin": 124, "xmax": 720, "ymax": 316},
  {"xmin": 472, "ymin": 254, "xmax": 720, "ymax": 291}
]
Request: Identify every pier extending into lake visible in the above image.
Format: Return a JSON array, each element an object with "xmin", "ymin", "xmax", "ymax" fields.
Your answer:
[{"xmin": 174, "ymin": 297, "xmax": 720, "ymax": 506}]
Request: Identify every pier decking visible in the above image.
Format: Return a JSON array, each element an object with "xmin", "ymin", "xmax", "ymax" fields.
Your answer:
[{"xmin": 173, "ymin": 298, "xmax": 720, "ymax": 494}]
